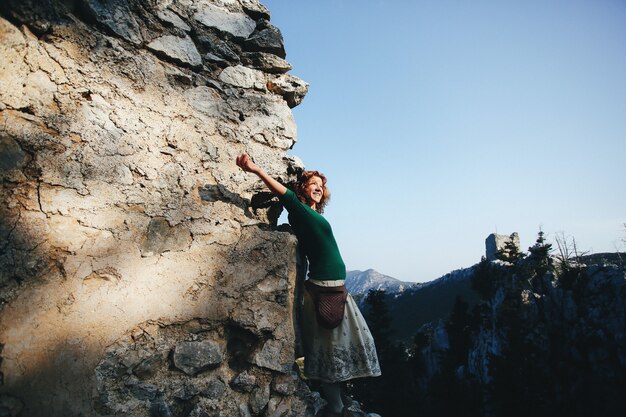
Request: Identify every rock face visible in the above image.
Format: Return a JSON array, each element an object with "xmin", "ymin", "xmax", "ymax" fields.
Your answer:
[{"xmin": 0, "ymin": 1, "xmax": 312, "ymax": 416}]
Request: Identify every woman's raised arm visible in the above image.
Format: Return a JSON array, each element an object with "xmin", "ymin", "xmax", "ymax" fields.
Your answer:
[{"xmin": 236, "ymin": 153, "xmax": 287, "ymax": 196}]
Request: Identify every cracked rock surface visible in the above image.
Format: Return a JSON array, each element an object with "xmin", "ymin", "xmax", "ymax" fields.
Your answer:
[{"xmin": 0, "ymin": 1, "xmax": 313, "ymax": 416}]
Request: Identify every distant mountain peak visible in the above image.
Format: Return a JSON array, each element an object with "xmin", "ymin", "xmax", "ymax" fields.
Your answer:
[{"xmin": 345, "ymin": 269, "xmax": 412, "ymax": 295}]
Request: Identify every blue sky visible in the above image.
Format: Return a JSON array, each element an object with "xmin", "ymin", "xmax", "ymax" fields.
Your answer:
[{"xmin": 265, "ymin": 0, "xmax": 626, "ymax": 282}]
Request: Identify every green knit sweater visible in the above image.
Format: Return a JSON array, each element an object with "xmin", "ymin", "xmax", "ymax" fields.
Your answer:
[{"xmin": 279, "ymin": 189, "xmax": 346, "ymax": 280}]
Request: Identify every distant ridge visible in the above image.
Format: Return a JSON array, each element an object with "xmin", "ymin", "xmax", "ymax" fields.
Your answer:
[
  {"xmin": 388, "ymin": 266, "xmax": 481, "ymax": 343},
  {"xmin": 356, "ymin": 266, "xmax": 481, "ymax": 343},
  {"xmin": 345, "ymin": 269, "xmax": 414, "ymax": 295}
]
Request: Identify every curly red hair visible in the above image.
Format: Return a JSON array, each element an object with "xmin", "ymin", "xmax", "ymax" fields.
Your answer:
[{"xmin": 295, "ymin": 171, "xmax": 331, "ymax": 213}]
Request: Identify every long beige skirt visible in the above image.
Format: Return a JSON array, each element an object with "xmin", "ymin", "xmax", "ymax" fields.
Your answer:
[{"xmin": 302, "ymin": 279, "xmax": 381, "ymax": 383}]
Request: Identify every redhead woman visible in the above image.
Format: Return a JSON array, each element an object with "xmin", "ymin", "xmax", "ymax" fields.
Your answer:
[{"xmin": 236, "ymin": 154, "xmax": 380, "ymax": 416}]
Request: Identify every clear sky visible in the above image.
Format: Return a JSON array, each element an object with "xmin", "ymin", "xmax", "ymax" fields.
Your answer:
[{"xmin": 264, "ymin": 0, "xmax": 626, "ymax": 283}]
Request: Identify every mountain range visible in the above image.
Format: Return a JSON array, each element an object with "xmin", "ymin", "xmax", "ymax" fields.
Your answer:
[
  {"xmin": 349, "ymin": 252, "xmax": 624, "ymax": 344},
  {"xmin": 348, "ymin": 266, "xmax": 481, "ymax": 343}
]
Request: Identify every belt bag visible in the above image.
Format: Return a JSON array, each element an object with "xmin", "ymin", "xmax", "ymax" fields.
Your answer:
[{"xmin": 305, "ymin": 280, "xmax": 348, "ymax": 329}]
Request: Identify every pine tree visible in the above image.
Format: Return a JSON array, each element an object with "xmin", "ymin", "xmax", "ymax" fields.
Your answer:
[
  {"xmin": 349, "ymin": 289, "xmax": 419, "ymax": 416},
  {"xmin": 363, "ymin": 289, "xmax": 393, "ymax": 355},
  {"xmin": 496, "ymin": 234, "xmax": 525, "ymax": 265},
  {"xmin": 526, "ymin": 230, "xmax": 554, "ymax": 292}
]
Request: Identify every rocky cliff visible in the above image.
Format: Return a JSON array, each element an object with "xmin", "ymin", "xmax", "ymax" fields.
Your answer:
[
  {"xmin": 410, "ymin": 254, "xmax": 626, "ymax": 417},
  {"xmin": 0, "ymin": 1, "xmax": 312, "ymax": 416}
]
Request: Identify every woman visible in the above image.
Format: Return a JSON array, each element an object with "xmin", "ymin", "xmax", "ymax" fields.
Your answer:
[{"xmin": 236, "ymin": 154, "xmax": 380, "ymax": 416}]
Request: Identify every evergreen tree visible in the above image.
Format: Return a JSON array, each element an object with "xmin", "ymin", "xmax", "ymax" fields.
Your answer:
[
  {"xmin": 363, "ymin": 289, "xmax": 393, "ymax": 355},
  {"xmin": 524, "ymin": 230, "xmax": 554, "ymax": 293},
  {"xmin": 496, "ymin": 234, "xmax": 525, "ymax": 265},
  {"xmin": 350, "ymin": 289, "xmax": 419, "ymax": 416},
  {"xmin": 527, "ymin": 230, "xmax": 553, "ymax": 278}
]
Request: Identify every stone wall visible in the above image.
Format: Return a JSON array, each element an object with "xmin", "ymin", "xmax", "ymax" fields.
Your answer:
[
  {"xmin": 485, "ymin": 232, "xmax": 520, "ymax": 261},
  {"xmin": 0, "ymin": 1, "xmax": 311, "ymax": 416}
]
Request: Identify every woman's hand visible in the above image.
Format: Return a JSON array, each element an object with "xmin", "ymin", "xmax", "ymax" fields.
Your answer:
[
  {"xmin": 235, "ymin": 153, "xmax": 287, "ymax": 196},
  {"xmin": 236, "ymin": 153, "xmax": 259, "ymax": 174}
]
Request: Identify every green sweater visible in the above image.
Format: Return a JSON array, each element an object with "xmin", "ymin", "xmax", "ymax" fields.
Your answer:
[{"xmin": 279, "ymin": 189, "xmax": 346, "ymax": 280}]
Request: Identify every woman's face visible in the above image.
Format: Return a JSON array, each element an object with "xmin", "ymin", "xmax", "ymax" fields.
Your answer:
[{"xmin": 304, "ymin": 176, "xmax": 324, "ymax": 205}]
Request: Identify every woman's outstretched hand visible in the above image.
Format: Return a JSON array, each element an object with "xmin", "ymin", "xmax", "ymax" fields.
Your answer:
[
  {"xmin": 235, "ymin": 153, "xmax": 287, "ymax": 196},
  {"xmin": 236, "ymin": 153, "xmax": 259, "ymax": 174}
]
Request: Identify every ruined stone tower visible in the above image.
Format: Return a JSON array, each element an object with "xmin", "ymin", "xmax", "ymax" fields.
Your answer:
[{"xmin": 485, "ymin": 232, "xmax": 521, "ymax": 261}]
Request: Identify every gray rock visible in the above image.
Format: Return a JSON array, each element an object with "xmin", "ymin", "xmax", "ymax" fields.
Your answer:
[
  {"xmin": 305, "ymin": 391, "xmax": 327, "ymax": 416},
  {"xmin": 252, "ymin": 339, "xmax": 287, "ymax": 373},
  {"xmin": 204, "ymin": 141, "xmax": 219, "ymax": 161},
  {"xmin": 172, "ymin": 382, "xmax": 200, "ymax": 400},
  {"xmin": 205, "ymin": 52, "xmax": 228, "ymax": 66},
  {"xmin": 201, "ymin": 379, "xmax": 227, "ymax": 399},
  {"xmin": 172, "ymin": 340, "xmax": 223, "ymax": 375},
  {"xmin": 218, "ymin": 65, "xmax": 266, "ymax": 90},
  {"xmin": 147, "ymin": 35, "xmax": 202, "ymax": 68},
  {"xmin": 188, "ymin": 404, "xmax": 211, "ymax": 417},
  {"xmin": 267, "ymin": 74, "xmax": 309, "ymax": 108},
  {"xmin": 0, "ymin": 0, "xmax": 61, "ymax": 34},
  {"xmin": 249, "ymin": 383, "xmax": 270, "ymax": 415},
  {"xmin": 184, "ymin": 86, "xmax": 224, "ymax": 117},
  {"xmin": 229, "ymin": 95, "xmax": 297, "ymax": 149},
  {"xmin": 83, "ymin": 0, "xmax": 142, "ymax": 45},
  {"xmin": 194, "ymin": 4, "xmax": 256, "ymax": 39},
  {"xmin": 0, "ymin": 134, "xmax": 28, "ymax": 171},
  {"xmin": 120, "ymin": 350, "xmax": 143, "ymax": 370},
  {"xmin": 150, "ymin": 398, "xmax": 173, "ymax": 417},
  {"xmin": 265, "ymin": 397, "xmax": 293, "ymax": 417},
  {"xmin": 242, "ymin": 52, "xmax": 291, "ymax": 74},
  {"xmin": 140, "ymin": 217, "xmax": 192, "ymax": 257},
  {"xmin": 271, "ymin": 373, "xmax": 297, "ymax": 396},
  {"xmin": 197, "ymin": 34, "xmax": 240, "ymax": 63},
  {"xmin": 198, "ymin": 184, "xmax": 245, "ymax": 205},
  {"xmin": 94, "ymin": 355, "xmax": 126, "ymax": 381},
  {"xmin": 239, "ymin": 403, "xmax": 252, "ymax": 417},
  {"xmin": 244, "ymin": 20, "xmax": 286, "ymax": 58},
  {"xmin": 133, "ymin": 354, "xmax": 163, "ymax": 379},
  {"xmin": 231, "ymin": 371, "xmax": 256, "ymax": 392},
  {"xmin": 240, "ymin": 0, "xmax": 271, "ymax": 20},
  {"xmin": 128, "ymin": 382, "xmax": 160, "ymax": 401},
  {"xmin": 157, "ymin": 9, "xmax": 191, "ymax": 32}
]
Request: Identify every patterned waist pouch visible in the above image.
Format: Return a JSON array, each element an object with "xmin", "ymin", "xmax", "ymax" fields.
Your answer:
[{"xmin": 304, "ymin": 280, "xmax": 348, "ymax": 329}]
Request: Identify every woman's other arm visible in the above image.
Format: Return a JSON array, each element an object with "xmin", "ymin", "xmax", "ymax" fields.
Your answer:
[{"xmin": 236, "ymin": 153, "xmax": 287, "ymax": 196}]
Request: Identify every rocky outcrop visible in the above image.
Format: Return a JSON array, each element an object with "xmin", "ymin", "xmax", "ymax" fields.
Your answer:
[
  {"xmin": 411, "ymin": 255, "xmax": 626, "ymax": 416},
  {"xmin": 0, "ymin": 1, "xmax": 312, "ymax": 416}
]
